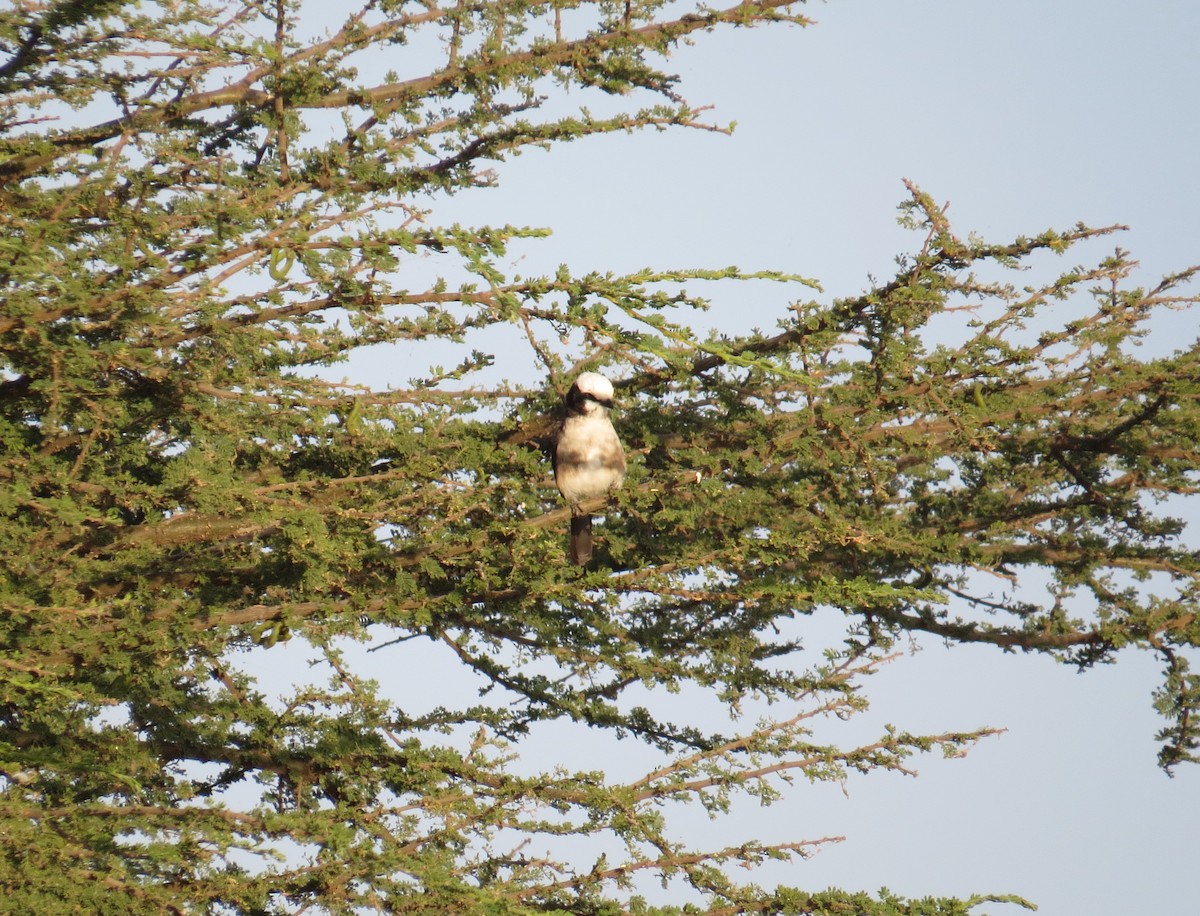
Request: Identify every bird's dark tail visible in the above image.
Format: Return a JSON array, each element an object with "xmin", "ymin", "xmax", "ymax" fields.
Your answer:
[{"xmin": 570, "ymin": 514, "xmax": 593, "ymax": 566}]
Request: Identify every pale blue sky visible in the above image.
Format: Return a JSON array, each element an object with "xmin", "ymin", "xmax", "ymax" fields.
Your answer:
[{"xmin": 284, "ymin": 1, "xmax": 1200, "ymax": 911}]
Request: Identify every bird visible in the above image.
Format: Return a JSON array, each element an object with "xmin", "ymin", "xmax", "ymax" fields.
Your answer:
[{"xmin": 553, "ymin": 372, "xmax": 626, "ymax": 565}]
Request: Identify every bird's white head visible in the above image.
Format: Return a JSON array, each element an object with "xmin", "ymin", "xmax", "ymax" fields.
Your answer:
[
  {"xmin": 573, "ymin": 372, "xmax": 614, "ymax": 403},
  {"xmin": 565, "ymin": 371, "xmax": 616, "ymax": 417}
]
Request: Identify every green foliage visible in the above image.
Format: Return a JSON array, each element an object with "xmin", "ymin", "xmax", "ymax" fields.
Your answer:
[{"xmin": 0, "ymin": 0, "xmax": 1197, "ymax": 912}]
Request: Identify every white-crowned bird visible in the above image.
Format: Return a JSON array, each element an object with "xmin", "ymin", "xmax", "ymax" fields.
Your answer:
[{"xmin": 553, "ymin": 372, "xmax": 626, "ymax": 565}]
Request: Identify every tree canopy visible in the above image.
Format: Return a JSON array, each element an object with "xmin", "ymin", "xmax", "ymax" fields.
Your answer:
[{"xmin": 1, "ymin": 0, "xmax": 1197, "ymax": 912}]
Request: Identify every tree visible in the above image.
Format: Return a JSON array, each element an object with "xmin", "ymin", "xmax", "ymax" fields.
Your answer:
[{"xmin": 1, "ymin": 0, "xmax": 1197, "ymax": 912}]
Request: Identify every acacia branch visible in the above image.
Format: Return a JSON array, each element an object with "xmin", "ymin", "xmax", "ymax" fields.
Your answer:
[{"xmin": 0, "ymin": 0, "xmax": 811, "ymax": 181}]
